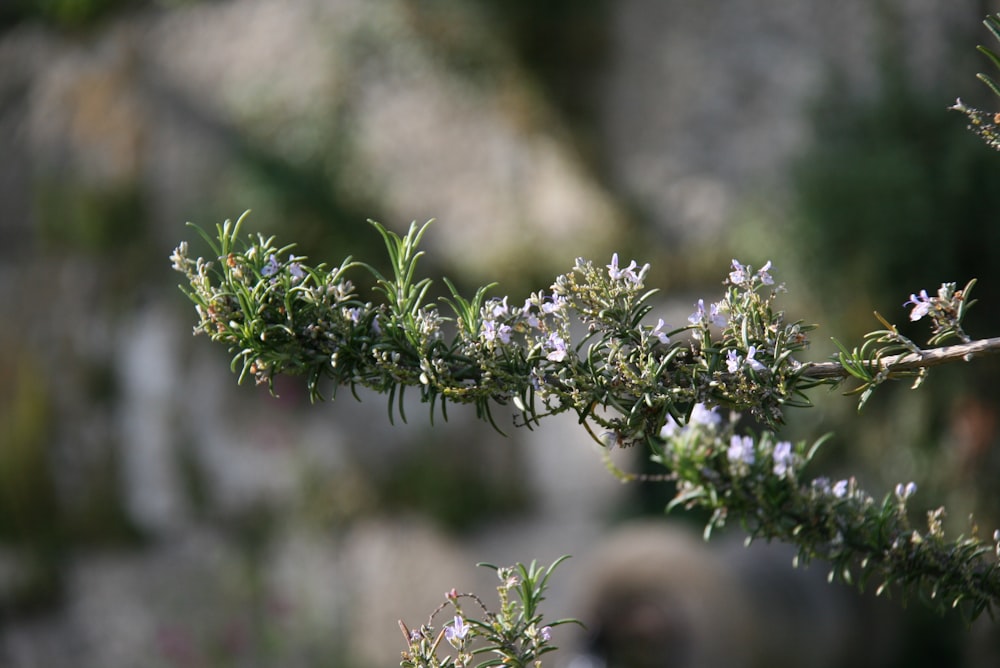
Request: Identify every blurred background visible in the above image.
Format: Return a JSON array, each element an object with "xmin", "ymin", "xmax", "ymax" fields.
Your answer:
[{"xmin": 4, "ymin": 0, "xmax": 1000, "ymax": 666}]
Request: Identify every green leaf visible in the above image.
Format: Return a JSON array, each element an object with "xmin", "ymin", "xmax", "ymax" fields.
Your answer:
[
  {"xmin": 976, "ymin": 71, "xmax": 1000, "ymax": 99},
  {"xmin": 984, "ymin": 14, "xmax": 1000, "ymax": 45}
]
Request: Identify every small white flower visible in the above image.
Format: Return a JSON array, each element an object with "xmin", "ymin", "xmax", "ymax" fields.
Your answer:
[
  {"xmin": 659, "ymin": 415, "xmax": 681, "ymax": 439},
  {"xmin": 772, "ymin": 441, "xmax": 794, "ymax": 477},
  {"xmin": 728, "ymin": 435, "xmax": 755, "ymax": 466},
  {"xmin": 689, "ymin": 403, "xmax": 721, "ymax": 428}
]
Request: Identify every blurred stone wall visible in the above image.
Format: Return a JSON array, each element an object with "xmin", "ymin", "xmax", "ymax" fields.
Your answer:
[
  {"xmin": 598, "ymin": 0, "xmax": 991, "ymax": 250},
  {"xmin": 1, "ymin": 1, "xmax": 999, "ymax": 667}
]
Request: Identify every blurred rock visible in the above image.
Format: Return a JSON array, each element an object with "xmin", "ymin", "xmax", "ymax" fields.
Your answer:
[
  {"xmin": 117, "ymin": 304, "xmax": 187, "ymax": 534},
  {"xmin": 145, "ymin": 0, "xmax": 627, "ymax": 281},
  {"xmin": 26, "ymin": 24, "xmax": 145, "ymax": 189},
  {"xmin": 336, "ymin": 516, "xmax": 476, "ymax": 667},
  {"xmin": 569, "ymin": 521, "xmax": 755, "ymax": 668},
  {"xmin": 597, "ymin": 0, "xmax": 983, "ymax": 245},
  {"xmin": 566, "ymin": 521, "xmax": 894, "ymax": 668}
]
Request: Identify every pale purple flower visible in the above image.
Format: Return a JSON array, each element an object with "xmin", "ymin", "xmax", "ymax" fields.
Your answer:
[
  {"xmin": 772, "ymin": 441, "xmax": 793, "ymax": 477},
  {"xmin": 904, "ymin": 289, "xmax": 932, "ymax": 321},
  {"xmin": 650, "ymin": 318, "xmax": 670, "ymax": 344},
  {"xmin": 729, "ymin": 259, "xmax": 750, "ymax": 285},
  {"xmin": 631, "ymin": 262, "xmax": 651, "ymax": 285},
  {"xmin": 607, "ymin": 253, "xmax": 647, "ymax": 285},
  {"xmin": 482, "ymin": 320, "xmax": 498, "ymax": 341},
  {"xmin": 757, "ymin": 260, "xmax": 774, "ymax": 286},
  {"xmin": 832, "ymin": 479, "xmax": 849, "ymax": 498},
  {"xmin": 345, "ymin": 307, "xmax": 363, "ymax": 324},
  {"xmin": 522, "ymin": 299, "xmax": 540, "ymax": 328},
  {"xmin": 491, "ymin": 297, "xmax": 510, "ymax": 318},
  {"xmin": 895, "ymin": 482, "xmax": 917, "ymax": 501},
  {"xmin": 689, "ymin": 403, "xmax": 721, "ymax": 427},
  {"xmin": 745, "ymin": 346, "xmax": 767, "ymax": 372},
  {"xmin": 729, "ymin": 259, "xmax": 773, "ymax": 286},
  {"xmin": 261, "ymin": 254, "xmax": 280, "ymax": 277},
  {"xmin": 728, "ymin": 347, "xmax": 766, "ymax": 373},
  {"xmin": 482, "ymin": 319, "xmax": 509, "ymax": 344},
  {"xmin": 607, "ymin": 253, "xmax": 635, "ymax": 280},
  {"xmin": 288, "ymin": 256, "xmax": 305, "ymax": 279},
  {"xmin": 688, "ymin": 299, "xmax": 727, "ymax": 327},
  {"xmin": 812, "ymin": 477, "xmax": 832, "ymax": 495},
  {"xmin": 545, "ymin": 333, "xmax": 568, "ymax": 362},
  {"xmin": 726, "ymin": 349, "xmax": 741, "ymax": 373},
  {"xmin": 687, "ymin": 303, "xmax": 702, "ymax": 326},
  {"xmin": 541, "ymin": 294, "xmax": 568, "ymax": 315},
  {"xmin": 660, "ymin": 403, "xmax": 719, "ymax": 439},
  {"xmin": 728, "ymin": 434, "xmax": 755, "ymax": 466},
  {"xmin": 445, "ymin": 616, "xmax": 470, "ymax": 644},
  {"xmin": 659, "ymin": 414, "xmax": 681, "ymax": 439},
  {"xmin": 540, "ymin": 626, "xmax": 552, "ymax": 642}
]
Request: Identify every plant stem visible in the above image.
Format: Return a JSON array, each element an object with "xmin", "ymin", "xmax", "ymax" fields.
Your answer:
[{"xmin": 803, "ymin": 336, "xmax": 1000, "ymax": 380}]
